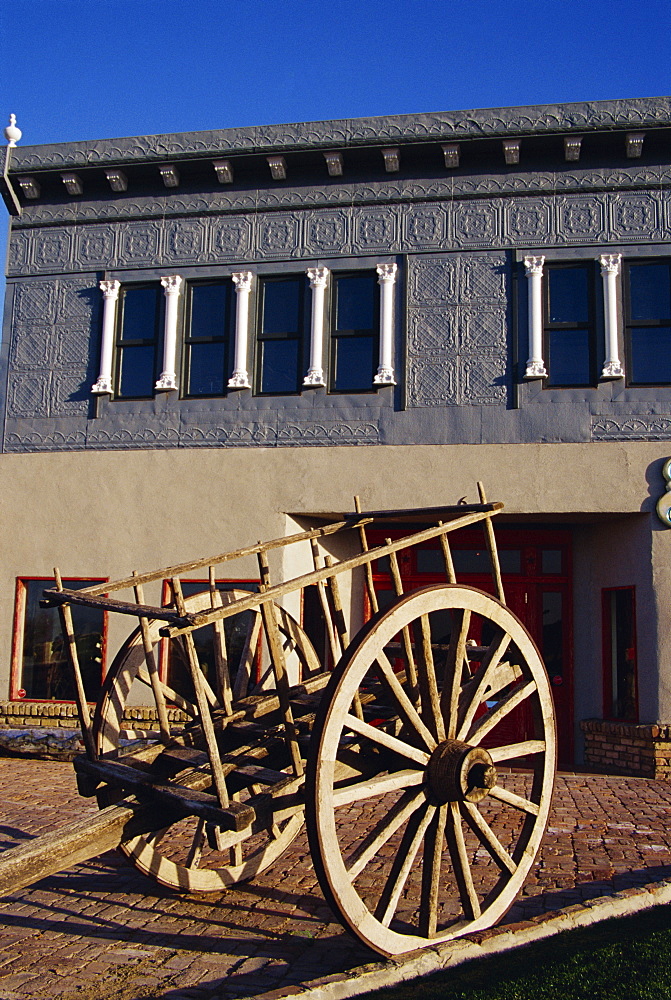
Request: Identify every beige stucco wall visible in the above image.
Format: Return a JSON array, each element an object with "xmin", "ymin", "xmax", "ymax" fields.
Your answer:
[{"xmin": 1, "ymin": 440, "xmax": 670, "ymax": 725}]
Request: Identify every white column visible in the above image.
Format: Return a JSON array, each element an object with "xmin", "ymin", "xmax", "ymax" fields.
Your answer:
[
  {"xmin": 92, "ymin": 279, "xmax": 120, "ymax": 393},
  {"xmin": 374, "ymin": 263, "xmax": 398, "ymax": 385},
  {"xmin": 228, "ymin": 271, "xmax": 253, "ymax": 389},
  {"xmin": 524, "ymin": 255, "xmax": 547, "ymax": 378},
  {"xmin": 303, "ymin": 267, "xmax": 329, "ymax": 386},
  {"xmin": 600, "ymin": 253, "xmax": 624, "ymax": 379},
  {"xmin": 155, "ymin": 275, "xmax": 183, "ymax": 390}
]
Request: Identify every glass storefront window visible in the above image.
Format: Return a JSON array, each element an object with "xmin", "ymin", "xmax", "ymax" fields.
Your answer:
[{"xmin": 15, "ymin": 579, "xmax": 105, "ymax": 701}]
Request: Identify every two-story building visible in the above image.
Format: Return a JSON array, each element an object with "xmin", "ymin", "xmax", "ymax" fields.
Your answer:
[{"xmin": 2, "ymin": 97, "xmax": 671, "ymax": 773}]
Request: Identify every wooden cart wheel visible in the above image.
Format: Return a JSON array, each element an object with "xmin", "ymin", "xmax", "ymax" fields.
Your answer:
[
  {"xmin": 94, "ymin": 590, "xmax": 319, "ymax": 892},
  {"xmin": 306, "ymin": 584, "xmax": 556, "ymax": 957}
]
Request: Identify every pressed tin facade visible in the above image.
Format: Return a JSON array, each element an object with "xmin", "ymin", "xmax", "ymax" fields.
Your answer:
[{"xmin": 1, "ymin": 97, "xmax": 671, "ymax": 772}]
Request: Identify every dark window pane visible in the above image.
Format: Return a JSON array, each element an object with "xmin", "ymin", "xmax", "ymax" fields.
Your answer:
[
  {"xmin": 452, "ymin": 549, "xmax": 492, "ymax": 573},
  {"xmin": 260, "ymin": 339, "xmax": 299, "ymax": 393},
  {"xmin": 629, "ymin": 264, "xmax": 671, "ymax": 322},
  {"xmin": 120, "ymin": 287, "xmax": 159, "ymax": 341},
  {"xmin": 547, "ymin": 328, "xmax": 591, "ymax": 385},
  {"xmin": 630, "ymin": 327, "xmax": 671, "ymax": 383},
  {"xmin": 606, "ymin": 589, "xmax": 637, "ymax": 720},
  {"xmin": 118, "ymin": 344, "xmax": 155, "ymax": 397},
  {"xmin": 262, "ymin": 280, "xmax": 301, "ymax": 335},
  {"xmin": 20, "ymin": 580, "xmax": 104, "ymax": 702},
  {"xmin": 542, "ymin": 591, "xmax": 563, "ymax": 682},
  {"xmin": 187, "ymin": 342, "xmax": 227, "ymax": 396},
  {"xmin": 548, "ymin": 267, "xmax": 588, "ymax": 323},
  {"xmin": 190, "ymin": 283, "xmax": 230, "ymax": 338},
  {"xmin": 333, "ymin": 335, "xmax": 375, "ymax": 391},
  {"xmin": 541, "ymin": 549, "xmax": 562, "ymax": 574},
  {"xmin": 416, "ymin": 549, "xmax": 446, "ymax": 574},
  {"xmin": 336, "ymin": 275, "xmax": 376, "ymax": 330}
]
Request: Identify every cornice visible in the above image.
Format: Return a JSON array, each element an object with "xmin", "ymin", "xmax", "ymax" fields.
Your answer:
[
  {"xmin": 10, "ymin": 163, "xmax": 671, "ymax": 230},
  {"xmin": 8, "ymin": 97, "xmax": 671, "ymax": 173}
]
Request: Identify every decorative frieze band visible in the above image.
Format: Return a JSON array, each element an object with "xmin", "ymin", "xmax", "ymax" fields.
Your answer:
[{"xmin": 8, "ymin": 187, "xmax": 669, "ymax": 278}]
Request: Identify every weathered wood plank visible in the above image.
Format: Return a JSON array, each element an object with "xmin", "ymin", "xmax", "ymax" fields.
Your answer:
[{"xmin": 0, "ymin": 798, "xmax": 176, "ymax": 898}]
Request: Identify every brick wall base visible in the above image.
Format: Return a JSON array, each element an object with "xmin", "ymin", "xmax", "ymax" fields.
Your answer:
[
  {"xmin": 581, "ymin": 718, "xmax": 671, "ymax": 779},
  {"xmin": 0, "ymin": 700, "xmax": 188, "ymax": 732}
]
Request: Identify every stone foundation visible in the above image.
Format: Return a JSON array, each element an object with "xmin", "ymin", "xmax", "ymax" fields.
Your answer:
[{"xmin": 581, "ymin": 718, "xmax": 671, "ymax": 779}]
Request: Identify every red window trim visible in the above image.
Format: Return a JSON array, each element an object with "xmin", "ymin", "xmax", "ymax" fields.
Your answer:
[{"xmin": 10, "ymin": 576, "xmax": 108, "ymax": 703}]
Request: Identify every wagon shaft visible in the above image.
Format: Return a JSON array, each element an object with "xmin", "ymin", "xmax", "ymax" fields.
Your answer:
[{"xmin": 0, "ymin": 797, "xmax": 177, "ymax": 898}]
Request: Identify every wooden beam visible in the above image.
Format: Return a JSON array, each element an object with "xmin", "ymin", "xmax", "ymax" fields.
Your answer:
[{"xmin": 0, "ymin": 798, "xmax": 176, "ymax": 898}]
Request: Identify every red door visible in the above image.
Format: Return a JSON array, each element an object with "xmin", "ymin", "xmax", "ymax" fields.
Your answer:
[{"xmin": 370, "ymin": 527, "xmax": 574, "ymax": 768}]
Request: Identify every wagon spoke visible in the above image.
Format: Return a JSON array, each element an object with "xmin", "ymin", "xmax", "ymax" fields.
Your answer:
[
  {"xmin": 343, "ymin": 713, "xmax": 431, "ymax": 766},
  {"xmin": 466, "ymin": 680, "xmax": 536, "ymax": 745},
  {"xmin": 488, "ymin": 784, "xmax": 540, "ymax": 816},
  {"xmin": 441, "ymin": 608, "xmax": 471, "ymax": 739},
  {"xmin": 346, "ymin": 788, "xmax": 426, "ymax": 879},
  {"xmin": 374, "ymin": 802, "xmax": 435, "ymax": 928},
  {"xmin": 460, "ymin": 801, "xmax": 516, "ymax": 875},
  {"xmin": 415, "ymin": 614, "xmax": 445, "ymax": 741},
  {"xmin": 419, "ymin": 803, "xmax": 448, "ymax": 936},
  {"xmin": 375, "ymin": 651, "xmax": 437, "ymax": 751},
  {"xmin": 457, "ymin": 630, "xmax": 511, "ymax": 741},
  {"xmin": 136, "ymin": 666, "xmax": 198, "ymax": 718},
  {"xmin": 334, "ymin": 768, "xmax": 425, "ymax": 807},
  {"xmin": 488, "ymin": 739, "xmax": 546, "ymax": 762},
  {"xmin": 445, "ymin": 801, "xmax": 481, "ymax": 920},
  {"xmin": 185, "ymin": 817, "xmax": 207, "ymax": 869}
]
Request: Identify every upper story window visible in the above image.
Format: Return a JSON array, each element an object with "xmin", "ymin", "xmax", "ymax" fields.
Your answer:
[
  {"xmin": 93, "ymin": 262, "xmax": 398, "ymax": 400},
  {"xmin": 543, "ymin": 263, "xmax": 596, "ymax": 387},
  {"xmin": 184, "ymin": 280, "xmax": 235, "ymax": 397},
  {"xmin": 115, "ymin": 285, "xmax": 162, "ymax": 398},
  {"xmin": 330, "ymin": 273, "xmax": 379, "ymax": 392},
  {"xmin": 256, "ymin": 276, "xmax": 308, "ymax": 394},
  {"xmin": 625, "ymin": 260, "xmax": 671, "ymax": 385}
]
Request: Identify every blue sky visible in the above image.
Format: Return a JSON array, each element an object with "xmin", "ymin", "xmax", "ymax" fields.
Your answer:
[{"xmin": 0, "ymin": 0, "xmax": 669, "ymax": 296}]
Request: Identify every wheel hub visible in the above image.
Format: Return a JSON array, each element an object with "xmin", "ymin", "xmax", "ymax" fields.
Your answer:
[{"xmin": 427, "ymin": 739, "xmax": 497, "ymax": 804}]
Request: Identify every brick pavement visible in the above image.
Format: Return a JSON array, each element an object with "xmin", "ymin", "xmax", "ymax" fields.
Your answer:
[{"xmin": 1, "ymin": 758, "xmax": 671, "ymax": 1000}]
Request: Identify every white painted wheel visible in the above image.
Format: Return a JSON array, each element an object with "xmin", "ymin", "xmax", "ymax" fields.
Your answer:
[
  {"xmin": 306, "ymin": 585, "xmax": 556, "ymax": 957},
  {"xmin": 93, "ymin": 590, "xmax": 317, "ymax": 892}
]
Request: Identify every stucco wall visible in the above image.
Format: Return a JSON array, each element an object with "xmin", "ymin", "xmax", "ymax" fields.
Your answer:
[{"xmin": 1, "ymin": 439, "xmax": 669, "ymax": 712}]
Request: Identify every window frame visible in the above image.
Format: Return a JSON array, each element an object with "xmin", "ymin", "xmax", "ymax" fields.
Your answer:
[
  {"xmin": 624, "ymin": 258, "xmax": 671, "ymax": 386},
  {"xmin": 255, "ymin": 275, "xmax": 308, "ymax": 396},
  {"xmin": 182, "ymin": 278, "xmax": 235, "ymax": 398},
  {"xmin": 328, "ymin": 270, "xmax": 380, "ymax": 394},
  {"xmin": 10, "ymin": 576, "xmax": 108, "ymax": 703},
  {"xmin": 113, "ymin": 283, "xmax": 163, "ymax": 399},
  {"xmin": 542, "ymin": 261, "xmax": 598, "ymax": 388}
]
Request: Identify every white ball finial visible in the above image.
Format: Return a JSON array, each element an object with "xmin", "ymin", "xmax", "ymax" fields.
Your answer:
[{"xmin": 5, "ymin": 114, "xmax": 22, "ymax": 147}]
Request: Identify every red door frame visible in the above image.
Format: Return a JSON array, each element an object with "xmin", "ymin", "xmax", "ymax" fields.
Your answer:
[{"xmin": 368, "ymin": 526, "xmax": 574, "ymax": 766}]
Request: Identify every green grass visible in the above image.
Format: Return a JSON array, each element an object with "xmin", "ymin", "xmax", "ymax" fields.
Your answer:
[{"xmin": 360, "ymin": 903, "xmax": 671, "ymax": 999}]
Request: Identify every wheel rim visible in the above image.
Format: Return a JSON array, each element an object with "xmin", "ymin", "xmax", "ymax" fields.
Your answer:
[
  {"xmin": 94, "ymin": 590, "xmax": 314, "ymax": 891},
  {"xmin": 306, "ymin": 584, "xmax": 556, "ymax": 957}
]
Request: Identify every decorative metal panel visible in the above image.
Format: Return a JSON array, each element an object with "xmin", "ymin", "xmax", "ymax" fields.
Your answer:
[
  {"xmin": 406, "ymin": 253, "xmax": 509, "ymax": 407},
  {"xmin": 6, "ymin": 277, "xmax": 99, "ymax": 421},
  {"xmin": 8, "ymin": 187, "xmax": 671, "ymax": 277}
]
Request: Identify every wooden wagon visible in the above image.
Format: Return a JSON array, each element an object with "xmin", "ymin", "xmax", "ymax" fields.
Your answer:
[{"xmin": 0, "ymin": 485, "xmax": 555, "ymax": 958}]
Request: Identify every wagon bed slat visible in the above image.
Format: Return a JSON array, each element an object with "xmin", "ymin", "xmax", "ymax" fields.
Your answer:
[{"xmin": 74, "ymin": 756, "xmax": 255, "ymax": 831}]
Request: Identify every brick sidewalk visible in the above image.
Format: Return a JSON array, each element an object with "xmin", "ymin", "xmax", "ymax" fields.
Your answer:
[{"xmin": 1, "ymin": 758, "xmax": 671, "ymax": 1000}]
